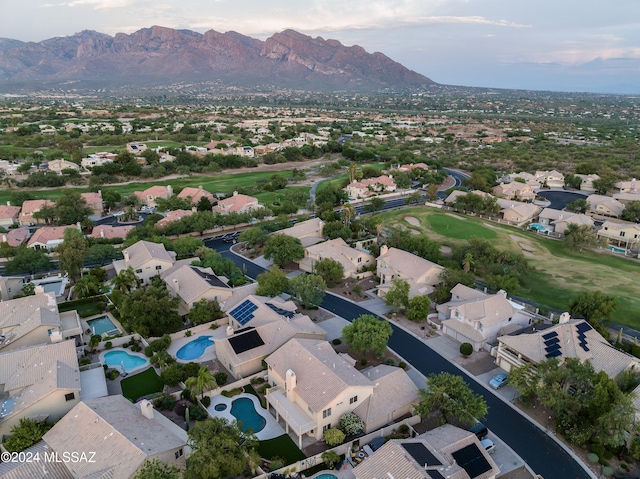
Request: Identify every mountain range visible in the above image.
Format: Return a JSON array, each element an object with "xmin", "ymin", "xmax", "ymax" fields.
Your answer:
[{"xmin": 0, "ymin": 26, "xmax": 433, "ymax": 92}]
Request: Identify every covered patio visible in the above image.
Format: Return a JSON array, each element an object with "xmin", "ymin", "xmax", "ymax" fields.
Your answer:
[{"xmin": 266, "ymin": 387, "xmax": 316, "ymax": 448}]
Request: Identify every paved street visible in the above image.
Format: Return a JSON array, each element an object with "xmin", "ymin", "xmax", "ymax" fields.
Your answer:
[{"xmin": 209, "ymin": 238, "xmax": 594, "ymax": 479}]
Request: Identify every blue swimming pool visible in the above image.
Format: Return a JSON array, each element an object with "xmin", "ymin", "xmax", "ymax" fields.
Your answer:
[
  {"xmin": 103, "ymin": 350, "xmax": 148, "ymax": 372},
  {"xmin": 230, "ymin": 397, "xmax": 266, "ymax": 433},
  {"xmin": 87, "ymin": 316, "xmax": 119, "ymax": 336},
  {"xmin": 176, "ymin": 336, "xmax": 214, "ymax": 361},
  {"xmin": 314, "ymin": 474, "xmax": 339, "ymax": 479},
  {"xmin": 529, "ymin": 223, "xmax": 548, "ymax": 232}
]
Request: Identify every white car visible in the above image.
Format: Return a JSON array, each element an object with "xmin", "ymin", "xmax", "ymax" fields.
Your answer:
[{"xmin": 481, "ymin": 438, "xmax": 495, "ymax": 454}]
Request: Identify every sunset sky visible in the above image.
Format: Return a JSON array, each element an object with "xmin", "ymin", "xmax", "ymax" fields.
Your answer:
[{"xmin": 2, "ymin": 0, "xmax": 639, "ymax": 93}]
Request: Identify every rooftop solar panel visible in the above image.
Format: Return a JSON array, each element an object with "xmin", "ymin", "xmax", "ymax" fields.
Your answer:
[
  {"xmin": 543, "ymin": 337, "xmax": 560, "ymax": 347},
  {"xmin": 542, "ymin": 331, "xmax": 559, "ymax": 340},
  {"xmin": 401, "ymin": 442, "xmax": 442, "ymax": 467},
  {"xmin": 428, "ymin": 471, "xmax": 446, "ymax": 479},
  {"xmin": 545, "ymin": 343, "xmax": 561, "ymax": 353},
  {"xmin": 228, "ymin": 329, "xmax": 265, "ymax": 354},
  {"xmin": 545, "ymin": 350, "xmax": 562, "ymax": 358},
  {"xmin": 266, "ymin": 303, "xmax": 295, "ymax": 318},
  {"xmin": 575, "ymin": 322, "xmax": 593, "ymax": 333},
  {"xmin": 229, "ymin": 300, "xmax": 258, "ymax": 326},
  {"xmin": 451, "ymin": 444, "xmax": 492, "ymax": 478}
]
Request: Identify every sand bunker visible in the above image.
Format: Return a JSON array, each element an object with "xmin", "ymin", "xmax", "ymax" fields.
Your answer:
[
  {"xmin": 520, "ymin": 243, "xmax": 535, "ymax": 252},
  {"xmin": 440, "ymin": 246, "xmax": 452, "ymax": 254},
  {"xmin": 404, "ymin": 216, "xmax": 420, "ymax": 227}
]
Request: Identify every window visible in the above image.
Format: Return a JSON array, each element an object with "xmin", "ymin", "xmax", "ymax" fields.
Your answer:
[
  {"xmin": 175, "ymin": 449, "xmax": 183, "ymax": 459},
  {"xmin": 350, "ymin": 396, "xmax": 358, "ymax": 404},
  {"xmin": 357, "ymin": 257, "xmax": 362, "ymax": 263},
  {"xmin": 323, "ymin": 424, "xmax": 331, "ymax": 432},
  {"xmin": 135, "ymin": 269, "xmax": 142, "ymax": 273},
  {"xmin": 156, "ymin": 265, "xmax": 162, "ymax": 270},
  {"xmin": 620, "ymin": 232, "xmax": 626, "ymax": 237},
  {"xmin": 322, "ymin": 408, "xmax": 331, "ymax": 418},
  {"xmin": 65, "ymin": 392, "xmax": 75, "ymax": 401}
]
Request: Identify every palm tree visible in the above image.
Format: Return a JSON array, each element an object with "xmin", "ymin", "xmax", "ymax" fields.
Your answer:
[
  {"xmin": 111, "ymin": 267, "xmax": 140, "ymax": 293},
  {"xmin": 342, "ymin": 203, "xmax": 356, "ymax": 228},
  {"xmin": 185, "ymin": 366, "xmax": 218, "ymax": 400},
  {"xmin": 462, "ymin": 253, "xmax": 474, "ymax": 273}
]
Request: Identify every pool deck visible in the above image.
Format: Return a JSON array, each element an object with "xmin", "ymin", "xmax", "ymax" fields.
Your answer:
[
  {"xmin": 168, "ymin": 327, "xmax": 228, "ymax": 364},
  {"xmin": 207, "ymin": 393, "xmax": 284, "ymax": 440},
  {"xmin": 83, "ymin": 312, "xmax": 124, "ymax": 339},
  {"xmin": 99, "ymin": 347, "xmax": 150, "ymax": 375}
]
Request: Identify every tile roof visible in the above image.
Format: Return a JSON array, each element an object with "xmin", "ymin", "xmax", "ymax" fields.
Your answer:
[
  {"xmin": 213, "ymin": 192, "xmax": 259, "ymax": 214},
  {"xmin": 81, "ymin": 191, "xmax": 103, "ymax": 205},
  {"xmin": 499, "ymin": 319, "xmax": 638, "ymax": 377},
  {"xmin": 0, "ymin": 292, "xmax": 60, "ymax": 350},
  {"xmin": 27, "ymin": 225, "xmax": 79, "ymax": 248},
  {"xmin": 0, "ymin": 205, "xmax": 20, "ymax": 220},
  {"xmin": 2, "ymin": 228, "xmax": 29, "ymax": 247},
  {"xmin": 266, "ymin": 338, "xmax": 372, "ymax": 411},
  {"xmin": 90, "ymin": 225, "xmax": 134, "ymax": 239},
  {"xmin": 155, "ymin": 209, "xmax": 195, "ymax": 228},
  {"xmin": 0, "ymin": 441, "xmax": 74, "ymax": 479},
  {"xmin": 122, "ymin": 240, "xmax": 175, "ymax": 270},
  {"xmin": 164, "ymin": 265, "xmax": 230, "ymax": 305},
  {"xmin": 304, "ymin": 238, "xmax": 372, "ymax": 273},
  {"xmin": 19, "ymin": 199, "xmax": 54, "ymax": 217},
  {"xmin": 352, "ymin": 365, "xmax": 419, "ymax": 425},
  {"xmin": 177, "ymin": 186, "xmax": 214, "ymax": 205},
  {"xmin": 279, "ymin": 218, "xmax": 325, "ymax": 240},
  {"xmin": 43, "ymin": 395, "xmax": 186, "ymax": 479},
  {"xmin": 378, "ymin": 247, "xmax": 443, "ymax": 285},
  {"xmin": 0, "ymin": 340, "xmax": 80, "ymax": 422}
]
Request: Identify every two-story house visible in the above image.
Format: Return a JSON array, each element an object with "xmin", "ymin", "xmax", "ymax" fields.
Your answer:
[
  {"xmin": 299, "ymin": 238, "xmax": 375, "ymax": 279},
  {"xmin": 345, "ymin": 175, "xmax": 397, "ymax": 199},
  {"xmin": 212, "ymin": 191, "xmax": 263, "ymax": 215},
  {"xmin": 376, "ymin": 245, "xmax": 444, "ymax": 298},
  {"xmin": 494, "ymin": 314, "xmax": 639, "ymax": 378},
  {"xmin": 18, "ymin": 199, "xmax": 55, "ymax": 226},
  {"xmin": 535, "ymin": 170, "xmax": 565, "ymax": 188},
  {"xmin": 0, "ymin": 203, "xmax": 20, "ymax": 228},
  {"xmin": 155, "ymin": 209, "xmax": 196, "ymax": 229},
  {"xmin": 279, "ymin": 217, "xmax": 326, "ymax": 247},
  {"xmin": 265, "ymin": 338, "xmax": 418, "ymax": 448},
  {"xmin": 42, "ymin": 395, "xmax": 188, "ymax": 479},
  {"xmin": 113, "ymin": 240, "xmax": 176, "ymax": 285},
  {"xmin": 134, "ymin": 185, "xmax": 173, "ymax": 208},
  {"xmin": 177, "ymin": 185, "xmax": 216, "ymax": 207},
  {"xmin": 492, "ymin": 181, "xmax": 536, "ymax": 202},
  {"xmin": 596, "ymin": 220, "xmax": 640, "ymax": 250},
  {"xmin": 81, "ymin": 191, "xmax": 103, "ymax": 215},
  {"xmin": 586, "ymin": 194, "xmax": 625, "ymax": 218},
  {"xmin": 438, "ymin": 284, "xmax": 533, "ymax": 351},
  {"xmin": 0, "ymin": 340, "xmax": 81, "ymax": 437},
  {"xmin": 496, "ymin": 199, "xmax": 542, "ymax": 226}
]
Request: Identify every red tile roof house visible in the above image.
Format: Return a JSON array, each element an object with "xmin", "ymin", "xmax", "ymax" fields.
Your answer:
[
  {"xmin": 0, "ymin": 204, "xmax": 21, "ymax": 228},
  {"xmin": 155, "ymin": 209, "xmax": 196, "ymax": 229},
  {"xmin": 345, "ymin": 175, "xmax": 397, "ymax": 199},
  {"xmin": 177, "ymin": 186, "xmax": 216, "ymax": 206},
  {"xmin": 90, "ymin": 225, "xmax": 135, "ymax": 241},
  {"xmin": 1, "ymin": 228, "xmax": 29, "ymax": 247},
  {"xmin": 212, "ymin": 191, "xmax": 263, "ymax": 215},
  {"xmin": 18, "ymin": 199, "xmax": 55, "ymax": 226},
  {"xmin": 27, "ymin": 225, "xmax": 81, "ymax": 250},
  {"xmin": 134, "ymin": 185, "xmax": 173, "ymax": 208},
  {"xmin": 81, "ymin": 191, "xmax": 103, "ymax": 216}
]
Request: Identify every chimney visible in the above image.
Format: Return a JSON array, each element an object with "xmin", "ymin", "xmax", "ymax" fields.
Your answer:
[
  {"xmin": 167, "ymin": 185, "xmax": 173, "ymax": 196},
  {"xmin": 380, "ymin": 245, "xmax": 389, "ymax": 256},
  {"xmin": 559, "ymin": 312, "xmax": 571, "ymax": 324},
  {"xmin": 173, "ymin": 278, "xmax": 179, "ymax": 290},
  {"xmin": 34, "ymin": 285, "xmax": 45, "ymax": 295},
  {"xmin": 100, "ymin": 229, "xmax": 104, "ymax": 238},
  {"xmin": 2, "ymin": 234, "xmax": 6, "ymax": 243},
  {"xmin": 123, "ymin": 250, "xmax": 129, "ymax": 264},
  {"xmin": 233, "ymin": 191, "xmax": 239, "ymax": 196},
  {"xmin": 76, "ymin": 222, "xmax": 82, "ymax": 230},
  {"xmin": 140, "ymin": 399, "xmax": 154, "ymax": 419},
  {"xmin": 6, "ymin": 201, "xmax": 9, "ymax": 206},
  {"xmin": 226, "ymin": 326, "xmax": 234, "ymax": 337},
  {"xmin": 198, "ymin": 185, "xmax": 203, "ymax": 190},
  {"xmin": 285, "ymin": 369, "xmax": 297, "ymax": 400}
]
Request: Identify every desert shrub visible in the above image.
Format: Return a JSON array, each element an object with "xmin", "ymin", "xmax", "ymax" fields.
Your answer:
[
  {"xmin": 338, "ymin": 413, "xmax": 364, "ymax": 436},
  {"xmin": 181, "ymin": 388, "xmax": 193, "ymax": 402},
  {"xmin": 79, "ymin": 357, "xmax": 92, "ymax": 366},
  {"xmin": 602, "ymin": 466, "xmax": 613, "ymax": 477},
  {"xmin": 384, "ymin": 358, "xmax": 397, "ymax": 366},
  {"xmin": 200, "ymin": 396, "xmax": 211, "ymax": 408},
  {"xmin": 398, "ymin": 424, "xmax": 410, "ymax": 435},
  {"xmin": 399, "ymin": 361, "xmax": 407, "ymax": 369},
  {"xmin": 587, "ymin": 453, "xmax": 599, "ymax": 463},
  {"xmin": 360, "ymin": 359, "xmax": 367, "ymax": 366},
  {"xmin": 106, "ymin": 369, "xmax": 120, "ymax": 380},
  {"xmin": 213, "ymin": 372, "xmax": 228, "ymax": 386},
  {"xmin": 460, "ymin": 343, "xmax": 473, "ymax": 356},
  {"xmin": 332, "ymin": 338, "xmax": 342, "ymax": 345},
  {"xmin": 105, "ymin": 341, "xmax": 113, "ymax": 349},
  {"xmin": 323, "ymin": 428, "xmax": 345, "ymax": 446},
  {"xmin": 153, "ymin": 393, "xmax": 177, "ymax": 411},
  {"xmin": 189, "ymin": 404, "xmax": 208, "ymax": 421},
  {"xmin": 269, "ymin": 457, "xmax": 286, "ymax": 471}
]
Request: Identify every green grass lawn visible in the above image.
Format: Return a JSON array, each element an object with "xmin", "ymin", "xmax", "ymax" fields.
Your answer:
[
  {"xmin": 120, "ymin": 367, "xmax": 163, "ymax": 402},
  {"xmin": 257, "ymin": 434, "xmax": 306, "ymax": 463},
  {"xmin": 376, "ymin": 207, "xmax": 640, "ymax": 329},
  {"xmin": 426, "ymin": 213, "xmax": 497, "ymax": 240}
]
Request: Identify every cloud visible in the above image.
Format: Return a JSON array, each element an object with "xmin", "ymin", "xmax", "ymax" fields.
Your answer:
[
  {"xmin": 406, "ymin": 16, "xmax": 531, "ymax": 28},
  {"xmin": 63, "ymin": 0, "xmax": 139, "ymax": 9},
  {"xmin": 523, "ymin": 34, "xmax": 640, "ymax": 65}
]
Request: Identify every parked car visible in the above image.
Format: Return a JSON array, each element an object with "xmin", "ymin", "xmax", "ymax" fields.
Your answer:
[
  {"xmin": 481, "ymin": 438, "xmax": 495, "ymax": 454},
  {"xmin": 489, "ymin": 373, "xmax": 509, "ymax": 389},
  {"xmin": 467, "ymin": 422, "xmax": 488, "ymax": 440}
]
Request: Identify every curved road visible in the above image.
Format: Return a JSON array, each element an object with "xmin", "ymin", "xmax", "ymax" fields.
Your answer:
[{"xmin": 207, "ymin": 238, "xmax": 592, "ymax": 479}]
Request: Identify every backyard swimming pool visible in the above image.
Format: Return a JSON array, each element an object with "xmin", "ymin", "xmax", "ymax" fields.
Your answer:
[
  {"xmin": 176, "ymin": 335, "xmax": 214, "ymax": 361},
  {"xmin": 102, "ymin": 350, "xmax": 148, "ymax": 372},
  {"xmin": 231, "ymin": 397, "xmax": 266, "ymax": 433},
  {"xmin": 314, "ymin": 474, "xmax": 339, "ymax": 479},
  {"xmin": 87, "ymin": 315, "xmax": 119, "ymax": 336},
  {"xmin": 529, "ymin": 223, "xmax": 548, "ymax": 232},
  {"xmin": 31, "ymin": 276, "xmax": 68, "ymax": 297}
]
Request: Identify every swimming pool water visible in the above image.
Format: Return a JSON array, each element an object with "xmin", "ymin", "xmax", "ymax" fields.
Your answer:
[
  {"xmin": 230, "ymin": 397, "xmax": 266, "ymax": 433},
  {"xmin": 41, "ymin": 281, "xmax": 64, "ymax": 294},
  {"xmin": 315, "ymin": 474, "xmax": 339, "ymax": 479},
  {"xmin": 176, "ymin": 336, "xmax": 214, "ymax": 361},
  {"xmin": 87, "ymin": 316, "xmax": 119, "ymax": 336},
  {"xmin": 103, "ymin": 350, "xmax": 148, "ymax": 372}
]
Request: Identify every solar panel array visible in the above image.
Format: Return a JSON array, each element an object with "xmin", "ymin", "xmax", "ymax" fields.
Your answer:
[
  {"xmin": 228, "ymin": 329, "xmax": 265, "ymax": 354},
  {"xmin": 542, "ymin": 331, "xmax": 562, "ymax": 359},
  {"xmin": 401, "ymin": 442, "xmax": 442, "ymax": 467},
  {"xmin": 229, "ymin": 299, "xmax": 258, "ymax": 326},
  {"xmin": 451, "ymin": 444, "xmax": 492, "ymax": 478},
  {"xmin": 266, "ymin": 303, "xmax": 295, "ymax": 318},
  {"xmin": 575, "ymin": 322, "xmax": 592, "ymax": 352},
  {"xmin": 427, "ymin": 470, "xmax": 446, "ymax": 479}
]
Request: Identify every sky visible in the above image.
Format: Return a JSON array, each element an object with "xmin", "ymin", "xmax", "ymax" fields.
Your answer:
[{"xmin": 1, "ymin": 0, "xmax": 640, "ymax": 94}]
